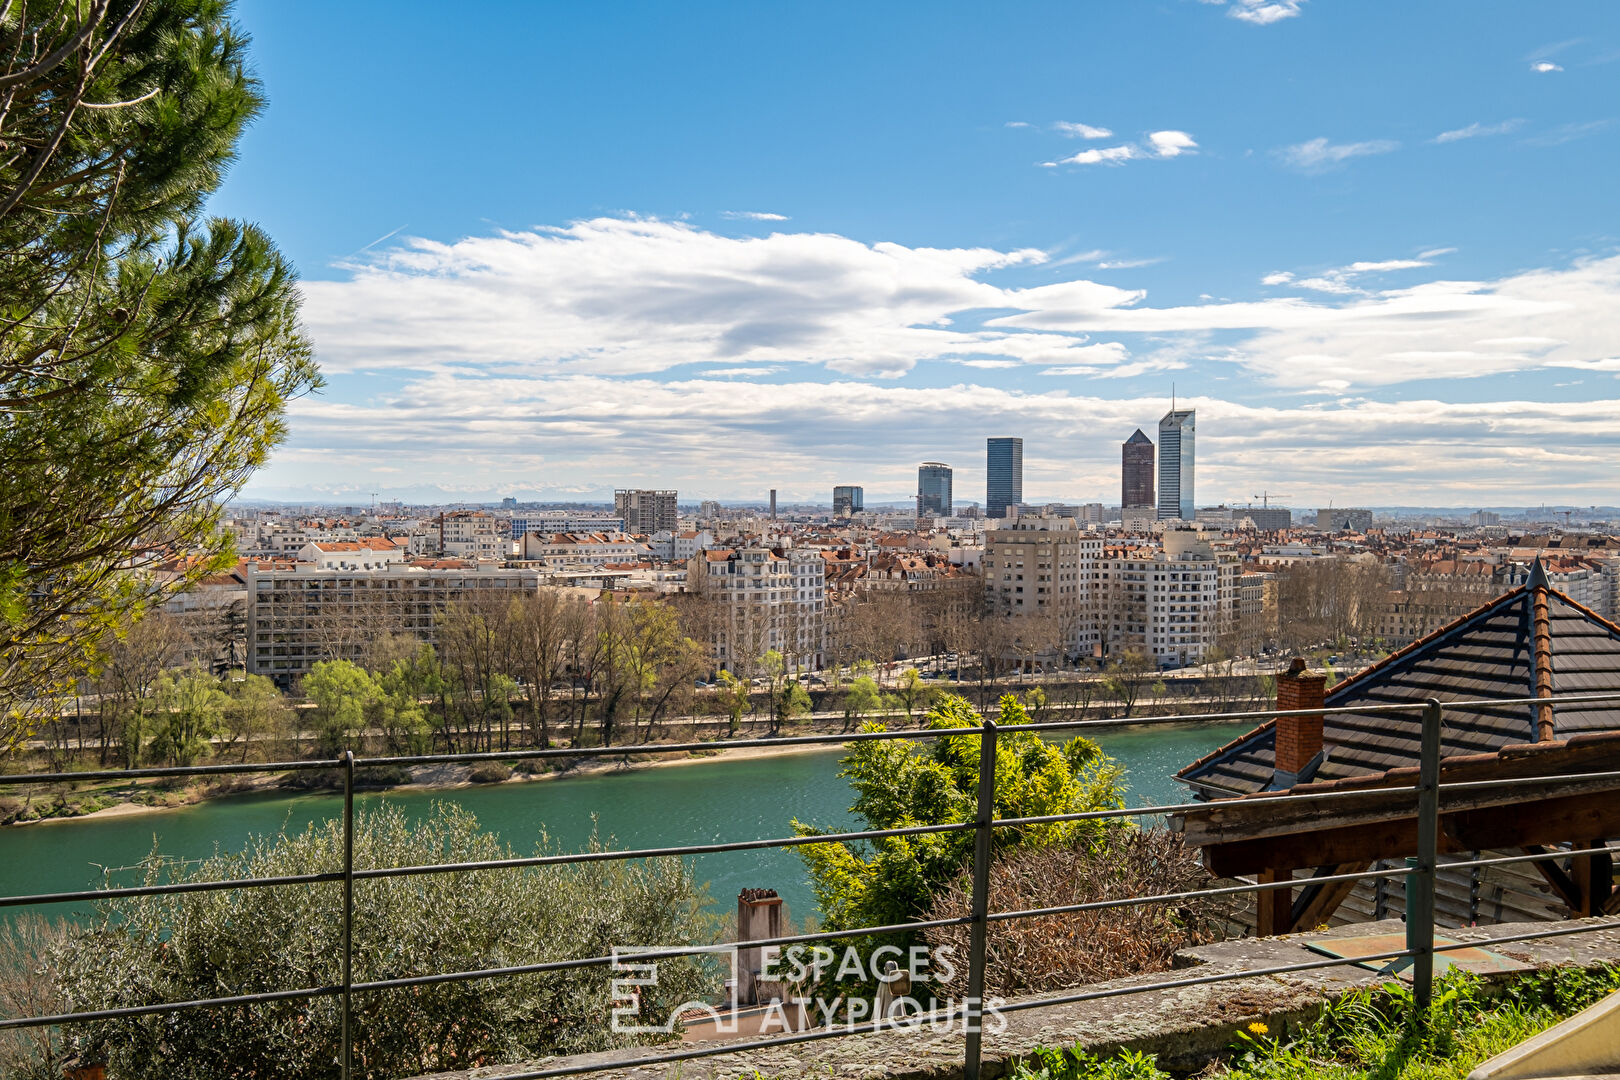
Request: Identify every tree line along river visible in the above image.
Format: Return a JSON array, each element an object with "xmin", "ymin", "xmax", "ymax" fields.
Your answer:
[{"xmin": 0, "ymin": 722, "xmax": 1245, "ymax": 923}]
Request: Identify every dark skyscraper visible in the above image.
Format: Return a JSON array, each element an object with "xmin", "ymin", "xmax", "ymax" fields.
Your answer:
[
  {"xmin": 986, "ymin": 437, "xmax": 1023, "ymax": 518},
  {"xmin": 918, "ymin": 462, "xmax": 952, "ymax": 516},
  {"xmin": 1122, "ymin": 429, "xmax": 1155, "ymax": 510}
]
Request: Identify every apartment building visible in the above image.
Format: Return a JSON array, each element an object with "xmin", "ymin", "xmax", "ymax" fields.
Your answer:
[
  {"xmin": 433, "ymin": 511, "xmax": 504, "ymax": 560},
  {"xmin": 983, "ymin": 517, "xmax": 1099, "ymax": 662},
  {"xmin": 615, "ymin": 489, "xmax": 678, "ymax": 535},
  {"xmin": 509, "ymin": 511, "xmax": 625, "ymax": 540},
  {"xmin": 1097, "ymin": 528, "xmax": 1231, "ymax": 668},
  {"xmin": 687, "ymin": 547, "xmax": 826, "ymax": 673},
  {"xmin": 246, "ymin": 559, "xmax": 541, "ymax": 683},
  {"xmin": 517, "ymin": 531, "xmax": 654, "ymax": 570}
]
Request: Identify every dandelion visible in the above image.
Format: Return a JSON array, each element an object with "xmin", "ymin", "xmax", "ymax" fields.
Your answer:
[{"xmin": 1247, "ymin": 1021, "xmax": 1269, "ymax": 1036}]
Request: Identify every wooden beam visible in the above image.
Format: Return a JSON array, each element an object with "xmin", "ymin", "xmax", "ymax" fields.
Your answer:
[
  {"xmin": 1255, "ymin": 868, "xmax": 1291, "ymax": 937},
  {"xmin": 1523, "ymin": 845, "xmax": 1583, "ymax": 912},
  {"xmin": 1178, "ymin": 775, "xmax": 1620, "ymax": 848},
  {"xmin": 1290, "ymin": 863, "xmax": 1368, "ymax": 932},
  {"xmin": 1203, "ymin": 789, "xmax": 1620, "ymax": 877}
]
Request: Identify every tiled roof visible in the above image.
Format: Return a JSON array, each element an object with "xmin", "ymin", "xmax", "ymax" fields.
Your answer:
[{"xmin": 1177, "ymin": 572, "xmax": 1620, "ymax": 797}]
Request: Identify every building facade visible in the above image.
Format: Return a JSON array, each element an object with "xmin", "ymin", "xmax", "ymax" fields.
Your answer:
[
  {"xmin": 246, "ymin": 561, "xmax": 542, "ymax": 683},
  {"xmin": 918, "ymin": 462, "xmax": 953, "ymax": 517},
  {"xmin": 1122, "ymin": 428, "xmax": 1155, "ymax": 512},
  {"xmin": 510, "ymin": 511, "xmax": 625, "ymax": 540},
  {"xmin": 687, "ymin": 548, "xmax": 826, "ymax": 673},
  {"xmin": 614, "ymin": 489, "xmax": 679, "ymax": 535},
  {"xmin": 1156, "ymin": 408, "xmax": 1195, "ymax": 521},
  {"xmin": 986, "ymin": 437, "xmax": 1023, "ymax": 519},
  {"xmin": 832, "ymin": 485, "xmax": 864, "ymax": 517},
  {"xmin": 1318, "ymin": 507, "xmax": 1374, "ymax": 532},
  {"xmin": 982, "ymin": 517, "xmax": 1096, "ymax": 664}
]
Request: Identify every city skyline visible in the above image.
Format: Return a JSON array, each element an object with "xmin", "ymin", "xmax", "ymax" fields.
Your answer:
[{"xmin": 214, "ymin": 2, "xmax": 1619, "ymax": 506}]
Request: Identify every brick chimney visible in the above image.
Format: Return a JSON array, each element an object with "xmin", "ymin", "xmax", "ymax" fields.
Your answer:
[{"xmin": 1273, "ymin": 657, "xmax": 1327, "ymax": 787}]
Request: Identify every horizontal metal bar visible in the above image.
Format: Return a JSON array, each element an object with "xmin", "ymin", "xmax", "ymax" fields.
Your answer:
[
  {"xmin": 353, "ymin": 821, "xmax": 976, "ymax": 883},
  {"xmin": 352, "ymin": 916, "xmax": 976, "ymax": 994},
  {"xmin": 8, "ymin": 690, "xmax": 1618, "ymax": 788},
  {"xmin": 996, "ymin": 945, "xmax": 1412, "ymax": 1015},
  {"xmin": 1440, "ymin": 844, "xmax": 1617, "ymax": 874},
  {"xmin": 1437, "ymin": 768, "xmax": 1620, "ymax": 796},
  {"xmin": 1434, "ymin": 917, "xmax": 1620, "ymax": 953},
  {"xmin": 1001, "ymin": 780, "xmax": 1425, "ymax": 830},
  {"xmin": 0, "ymin": 870, "xmax": 345, "ymax": 909},
  {"xmin": 0, "ymin": 983, "xmax": 340, "ymax": 1031},
  {"xmin": 986, "ymin": 864, "xmax": 1411, "ymax": 923}
]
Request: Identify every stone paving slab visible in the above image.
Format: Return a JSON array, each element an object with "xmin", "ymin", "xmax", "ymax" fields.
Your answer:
[{"xmin": 414, "ymin": 919, "xmax": 1620, "ymax": 1080}]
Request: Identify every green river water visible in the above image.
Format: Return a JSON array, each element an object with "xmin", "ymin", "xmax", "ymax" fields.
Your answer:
[{"xmin": 0, "ymin": 722, "xmax": 1244, "ymax": 922}]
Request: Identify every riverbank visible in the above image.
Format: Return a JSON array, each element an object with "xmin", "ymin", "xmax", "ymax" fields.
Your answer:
[{"xmin": 7, "ymin": 735, "xmax": 855, "ymax": 827}]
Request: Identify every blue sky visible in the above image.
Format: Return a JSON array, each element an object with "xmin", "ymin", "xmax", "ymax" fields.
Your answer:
[{"xmin": 218, "ymin": 0, "xmax": 1620, "ymax": 507}]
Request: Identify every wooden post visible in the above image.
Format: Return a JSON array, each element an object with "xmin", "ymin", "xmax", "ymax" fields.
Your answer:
[
  {"xmin": 1255, "ymin": 868, "xmax": 1291, "ymax": 937},
  {"xmin": 1572, "ymin": 840, "xmax": 1613, "ymax": 917}
]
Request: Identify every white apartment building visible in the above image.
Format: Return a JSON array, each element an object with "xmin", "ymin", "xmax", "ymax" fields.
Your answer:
[
  {"xmin": 509, "ymin": 511, "xmax": 625, "ymax": 541},
  {"xmin": 246, "ymin": 559, "xmax": 542, "ymax": 683},
  {"xmin": 687, "ymin": 548, "xmax": 826, "ymax": 673},
  {"xmin": 1097, "ymin": 529, "xmax": 1231, "ymax": 668},
  {"xmin": 296, "ymin": 538, "xmax": 406, "ymax": 571},
  {"xmin": 438, "ymin": 511, "xmax": 504, "ymax": 560},
  {"xmin": 517, "ymin": 531, "xmax": 654, "ymax": 570}
]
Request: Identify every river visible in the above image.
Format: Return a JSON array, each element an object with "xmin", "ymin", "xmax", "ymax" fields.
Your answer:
[{"xmin": 0, "ymin": 722, "xmax": 1245, "ymax": 923}]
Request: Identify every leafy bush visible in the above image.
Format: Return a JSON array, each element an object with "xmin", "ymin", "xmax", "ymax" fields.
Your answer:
[
  {"xmin": 925, "ymin": 829, "xmax": 1232, "ymax": 996},
  {"xmin": 469, "ymin": 762, "xmax": 513, "ymax": 783},
  {"xmin": 792, "ymin": 693, "xmax": 1124, "ymax": 986},
  {"xmin": 50, "ymin": 803, "xmax": 717, "ymax": 1078}
]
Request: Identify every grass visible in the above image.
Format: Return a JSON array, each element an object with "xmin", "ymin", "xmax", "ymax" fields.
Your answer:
[{"xmin": 1011, "ymin": 965, "xmax": 1620, "ymax": 1080}]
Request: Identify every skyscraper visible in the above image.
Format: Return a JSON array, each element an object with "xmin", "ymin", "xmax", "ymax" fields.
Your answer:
[
  {"xmin": 614, "ymin": 489, "xmax": 678, "ymax": 534},
  {"xmin": 918, "ymin": 462, "xmax": 953, "ymax": 517},
  {"xmin": 986, "ymin": 437, "xmax": 1023, "ymax": 519},
  {"xmin": 1157, "ymin": 408, "xmax": 1195, "ymax": 521},
  {"xmin": 832, "ymin": 485, "xmax": 864, "ymax": 516},
  {"xmin": 1122, "ymin": 429, "xmax": 1155, "ymax": 511}
]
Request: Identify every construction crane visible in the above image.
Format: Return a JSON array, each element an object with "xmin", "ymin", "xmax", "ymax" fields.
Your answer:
[{"xmin": 1251, "ymin": 491, "xmax": 1292, "ymax": 509}]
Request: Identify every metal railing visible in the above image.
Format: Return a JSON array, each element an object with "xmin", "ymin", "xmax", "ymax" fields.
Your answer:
[{"xmin": 3, "ymin": 691, "xmax": 1620, "ymax": 1080}]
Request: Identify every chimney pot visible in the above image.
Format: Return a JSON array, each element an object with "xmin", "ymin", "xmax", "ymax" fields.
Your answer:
[{"xmin": 1274, "ymin": 657, "xmax": 1327, "ymax": 784}]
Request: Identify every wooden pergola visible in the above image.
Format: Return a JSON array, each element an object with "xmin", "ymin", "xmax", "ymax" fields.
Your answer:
[{"xmin": 1172, "ymin": 733, "xmax": 1620, "ymax": 935}]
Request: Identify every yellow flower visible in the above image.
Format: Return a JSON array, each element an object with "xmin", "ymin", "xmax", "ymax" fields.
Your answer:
[{"xmin": 1247, "ymin": 1021, "xmax": 1270, "ymax": 1036}]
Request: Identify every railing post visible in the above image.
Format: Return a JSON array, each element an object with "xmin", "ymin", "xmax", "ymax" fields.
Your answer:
[
  {"xmin": 963, "ymin": 718, "xmax": 998, "ymax": 1080},
  {"xmin": 341, "ymin": 750, "xmax": 355, "ymax": 1080},
  {"xmin": 1411, "ymin": 699, "xmax": 1442, "ymax": 1016}
]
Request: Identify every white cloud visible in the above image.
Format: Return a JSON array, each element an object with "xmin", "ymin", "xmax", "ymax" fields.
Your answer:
[
  {"xmin": 1531, "ymin": 61, "xmax": 1564, "ymax": 73},
  {"xmin": 304, "ymin": 215, "xmax": 1620, "ymax": 422},
  {"xmin": 1005, "ymin": 121, "xmax": 1031, "ymax": 128},
  {"xmin": 1277, "ymin": 136, "xmax": 1400, "ymax": 171},
  {"xmin": 1043, "ymin": 130, "xmax": 1198, "ymax": 168},
  {"xmin": 720, "ymin": 210, "xmax": 789, "ymax": 221},
  {"xmin": 1147, "ymin": 130, "xmax": 1198, "ymax": 157},
  {"xmin": 1432, "ymin": 119, "xmax": 1524, "ymax": 143},
  {"xmin": 1048, "ymin": 248, "xmax": 1111, "ymax": 268},
  {"xmin": 1097, "ymin": 256, "xmax": 1167, "ymax": 269},
  {"xmin": 1525, "ymin": 120, "xmax": 1613, "ymax": 146},
  {"xmin": 1228, "ymin": 0, "xmax": 1306, "ymax": 25},
  {"xmin": 1045, "ymin": 144, "xmax": 1141, "ymax": 166},
  {"xmin": 1419, "ymin": 247, "xmax": 1457, "ymax": 259},
  {"xmin": 1053, "ymin": 121, "xmax": 1113, "ymax": 139}
]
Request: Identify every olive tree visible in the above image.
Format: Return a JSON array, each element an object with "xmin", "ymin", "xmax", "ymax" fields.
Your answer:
[{"xmin": 51, "ymin": 803, "xmax": 717, "ymax": 1078}]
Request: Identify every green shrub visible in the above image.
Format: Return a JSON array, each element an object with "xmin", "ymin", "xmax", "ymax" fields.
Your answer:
[
  {"xmin": 469, "ymin": 762, "xmax": 513, "ymax": 783},
  {"xmin": 50, "ymin": 802, "xmax": 717, "ymax": 1078}
]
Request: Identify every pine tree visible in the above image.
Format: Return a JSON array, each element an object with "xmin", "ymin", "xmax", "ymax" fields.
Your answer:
[{"xmin": 0, "ymin": 0, "xmax": 319, "ymax": 745}]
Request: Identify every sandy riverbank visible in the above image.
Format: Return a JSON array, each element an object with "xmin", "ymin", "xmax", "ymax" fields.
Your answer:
[{"xmin": 17, "ymin": 737, "xmax": 854, "ymax": 827}]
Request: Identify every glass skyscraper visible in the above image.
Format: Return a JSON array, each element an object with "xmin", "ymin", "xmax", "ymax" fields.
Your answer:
[
  {"xmin": 1156, "ymin": 409, "xmax": 1195, "ymax": 521},
  {"xmin": 917, "ymin": 462, "xmax": 952, "ymax": 516},
  {"xmin": 986, "ymin": 437, "xmax": 1023, "ymax": 518}
]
